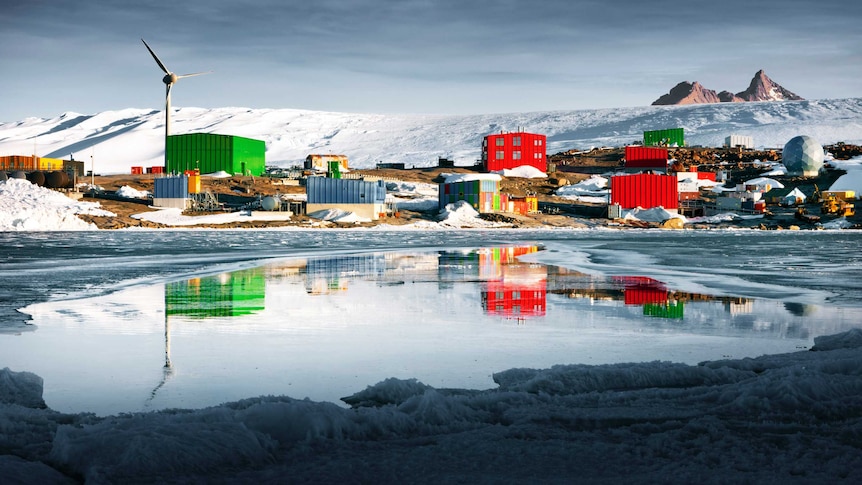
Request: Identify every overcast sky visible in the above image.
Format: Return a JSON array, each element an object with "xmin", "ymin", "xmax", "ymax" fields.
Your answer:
[{"xmin": 2, "ymin": 0, "xmax": 860, "ymax": 121}]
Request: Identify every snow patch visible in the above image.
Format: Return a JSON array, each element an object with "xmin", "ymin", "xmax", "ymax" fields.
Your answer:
[
  {"xmin": 0, "ymin": 179, "xmax": 114, "ymax": 231},
  {"xmin": 115, "ymin": 185, "xmax": 149, "ymax": 199},
  {"xmin": 492, "ymin": 165, "xmax": 547, "ymax": 179}
]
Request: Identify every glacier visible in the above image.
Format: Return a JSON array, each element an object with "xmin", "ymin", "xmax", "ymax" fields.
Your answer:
[{"xmin": 1, "ymin": 98, "xmax": 861, "ymax": 174}]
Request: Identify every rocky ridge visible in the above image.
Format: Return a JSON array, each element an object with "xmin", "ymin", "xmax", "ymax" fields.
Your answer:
[{"xmin": 653, "ymin": 70, "xmax": 803, "ymax": 105}]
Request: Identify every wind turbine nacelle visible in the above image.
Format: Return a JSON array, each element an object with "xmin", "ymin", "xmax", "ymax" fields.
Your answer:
[{"xmin": 163, "ymin": 73, "xmax": 178, "ymax": 85}]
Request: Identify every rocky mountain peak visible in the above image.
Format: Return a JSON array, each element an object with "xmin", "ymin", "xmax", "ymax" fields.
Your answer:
[
  {"xmin": 652, "ymin": 70, "xmax": 803, "ymax": 105},
  {"xmin": 735, "ymin": 69, "xmax": 803, "ymax": 102},
  {"xmin": 652, "ymin": 81, "xmax": 721, "ymax": 105}
]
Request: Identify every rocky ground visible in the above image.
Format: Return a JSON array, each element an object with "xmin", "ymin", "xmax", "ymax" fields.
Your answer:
[{"xmin": 76, "ymin": 144, "xmax": 862, "ymax": 230}]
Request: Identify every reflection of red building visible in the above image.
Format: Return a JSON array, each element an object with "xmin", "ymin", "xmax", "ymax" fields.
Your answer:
[
  {"xmin": 480, "ymin": 247, "xmax": 547, "ymax": 317},
  {"xmin": 613, "ymin": 276, "xmax": 668, "ymax": 305}
]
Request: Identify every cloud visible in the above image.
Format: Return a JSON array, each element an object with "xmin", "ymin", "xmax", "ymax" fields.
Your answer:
[{"xmin": 1, "ymin": 0, "xmax": 860, "ymax": 120}]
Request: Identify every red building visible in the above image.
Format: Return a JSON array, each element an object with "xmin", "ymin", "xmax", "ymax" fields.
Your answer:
[{"xmin": 482, "ymin": 132, "xmax": 546, "ymax": 173}]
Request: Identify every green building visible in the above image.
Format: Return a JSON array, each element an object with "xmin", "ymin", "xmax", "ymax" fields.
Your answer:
[
  {"xmin": 643, "ymin": 128, "xmax": 685, "ymax": 147},
  {"xmin": 166, "ymin": 133, "xmax": 266, "ymax": 176}
]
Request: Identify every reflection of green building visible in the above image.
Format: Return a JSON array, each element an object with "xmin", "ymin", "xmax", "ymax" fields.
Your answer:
[
  {"xmin": 165, "ymin": 268, "xmax": 266, "ymax": 318},
  {"xmin": 643, "ymin": 302, "xmax": 684, "ymax": 319}
]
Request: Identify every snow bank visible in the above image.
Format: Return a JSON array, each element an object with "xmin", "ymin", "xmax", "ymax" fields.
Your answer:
[
  {"xmin": 555, "ymin": 175, "xmax": 609, "ymax": 203},
  {"xmin": 386, "ymin": 181, "xmax": 439, "ymax": 211},
  {"xmin": 204, "ymin": 171, "xmax": 232, "ymax": 178},
  {"xmin": 2, "ymin": 329, "xmax": 862, "ymax": 482},
  {"xmin": 435, "ymin": 200, "xmax": 509, "ymax": 228},
  {"xmin": 441, "ymin": 172, "xmax": 501, "ymax": 184},
  {"xmin": 491, "ymin": 165, "xmax": 547, "ymax": 179},
  {"xmin": 307, "ymin": 208, "xmax": 370, "ymax": 223},
  {"xmin": 761, "ymin": 164, "xmax": 788, "ymax": 176},
  {"xmin": 0, "ymin": 179, "xmax": 114, "ymax": 231},
  {"xmin": 820, "ymin": 217, "xmax": 853, "ymax": 229},
  {"xmin": 132, "ymin": 208, "xmax": 293, "ymax": 226},
  {"xmin": 115, "ymin": 185, "xmax": 149, "ymax": 199},
  {"xmin": 0, "ymin": 367, "xmax": 46, "ymax": 408},
  {"xmin": 828, "ymin": 156, "xmax": 862, "ymax": 194},
  {"xmin": 744, "ymin": 177, "xmax": 784, "ymax": 191},
  {"xmin": 621, "ymin": 207, "xmax": 685, "ymax": 223}
]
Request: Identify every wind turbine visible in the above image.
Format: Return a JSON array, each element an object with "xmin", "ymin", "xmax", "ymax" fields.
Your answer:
[{"xmin": 141, "ymin": 38, "xmax": 210, "ymax": 166}]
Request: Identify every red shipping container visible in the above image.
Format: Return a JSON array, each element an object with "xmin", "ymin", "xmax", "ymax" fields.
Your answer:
[
  {"xmin": 610, "ymin": 174, "xmax": 679, "ymax": 210},
  {"xmin": 698, "ymin": 172, "xmax": 717, "ymax": 181},
  {"xmin": 131, "ymin": 166, "xmax": 144, "ymax": 175},
  {"xmin": 149, "ymin": 166, "xmax": 165, "ymax": 174},
  {"xmin": 625, "ymin": 146, "xmax": 668, "ymax": 169}
]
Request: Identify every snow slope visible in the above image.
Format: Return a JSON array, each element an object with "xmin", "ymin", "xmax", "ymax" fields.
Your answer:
[
  {"xmin": 2, "ymin": 329, "xmax": 861, "ymax": 482},
  {"xmin": 2, "ymin": 98, "xmax": 861, "ymax": 174},
  {"xmin": 0, "ymin": 179, "xmax": 114, "ymax": 231}
]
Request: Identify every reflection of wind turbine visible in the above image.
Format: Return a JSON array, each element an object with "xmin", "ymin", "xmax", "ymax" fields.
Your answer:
[
  {"xmin": 141, "ymin": 38, "xmax": 211, "ymax": 165},
  {"xmin": 146, "ymin": 304, "xmax": 174, "ymax": 408}
]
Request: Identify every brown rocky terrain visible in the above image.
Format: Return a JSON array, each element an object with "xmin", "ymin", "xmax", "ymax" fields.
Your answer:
[
  {"xmin": 652, "ymin": 82, "xmax": 721, "ymax": 105},
  {"xmin": 77, "ymin": 167, "xmax": 598, "ymax": 230},
  {"xmin": 76, "ymin": 143, "xmax": 862, "ymax": 231}
]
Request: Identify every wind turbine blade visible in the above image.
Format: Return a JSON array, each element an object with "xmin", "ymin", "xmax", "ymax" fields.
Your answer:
[
  {"xmin": 177, "ymin": 71, "xmax": 213, "ymax": 79},
  {"xmin": 141, "ymin": 38, "xmax": 171, "ymax": 75}
]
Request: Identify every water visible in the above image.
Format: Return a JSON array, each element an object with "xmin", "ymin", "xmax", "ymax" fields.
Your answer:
[{"xmin": 2, "ymin": 230, "xmax": 861, "ymax": 416}]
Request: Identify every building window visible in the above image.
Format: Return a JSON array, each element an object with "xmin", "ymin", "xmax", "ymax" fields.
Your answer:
[
  {"xmin": 496, "ymin": 150, "xmax": 504, "ymax": 160},
  {"xmin": 513, "ymin": 136, "xmax": 521, "ymax": 146},
  {"xmin": 495, "ymin": 138, "xmax": 505, "ymax": 147},
  {"xmin": 535, "ymin": 139, "xmax": 543, "ymax": 146},
  {"xmin": 513, "ymin": 151, "xmax": 521, "ymax": 160},
  {"xmin": 512, "ymin": 291, "xmax": 520, "ymax": 299}
]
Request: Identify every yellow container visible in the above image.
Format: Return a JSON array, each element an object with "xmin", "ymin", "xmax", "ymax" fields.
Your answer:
[
  {"xmin": 38, "ymin": 157, "xmax": 64, "ymax": 171},
  {"xmin": 188, "ymin": 174, "xmax": 201, "ymax": 194},
  {"xmin": 823, "ymin": 190, "xmax": 855, "ymax": 201}
]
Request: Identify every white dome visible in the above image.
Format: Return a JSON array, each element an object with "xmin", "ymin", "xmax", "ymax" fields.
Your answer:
[{"xmin": 782, "ymin": 136, "xmax": 824, "ymax": 176}]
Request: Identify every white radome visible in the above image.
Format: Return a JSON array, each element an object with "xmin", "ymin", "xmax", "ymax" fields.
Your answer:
[{"xmin": 782, "ymin": 135, "xmax": 824, "ymax": 176}]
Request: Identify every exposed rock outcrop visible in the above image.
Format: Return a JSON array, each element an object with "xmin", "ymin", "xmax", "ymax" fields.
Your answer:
[
  {"xmin": 652, "ymin": 82, "xmax": 721, "ymax": 105},
  {"xmin": 735, "ymin": 69, "xmax": 803, "ymax": 102},
  {"xmin": 652, "ymin": 70, "xmax": 803, "ymax": 105},
  {"xmin": 717, "ymin": 90, "xmax": 745, "ymax": 103}
]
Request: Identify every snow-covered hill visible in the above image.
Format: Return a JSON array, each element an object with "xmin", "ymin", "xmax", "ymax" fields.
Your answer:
[{"xmin": 2, "ymin": 99, "xmax": 861, "ymax": 174}]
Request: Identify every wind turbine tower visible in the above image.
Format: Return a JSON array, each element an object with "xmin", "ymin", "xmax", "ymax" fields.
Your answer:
[{"xmin": 141, "ymin": 39, "xmax": 210, "ymax": 166}]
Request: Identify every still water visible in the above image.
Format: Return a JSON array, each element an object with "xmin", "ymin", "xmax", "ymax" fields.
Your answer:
[{"xmin": 1, "ymin": 230, "xmax": 860, "ymax": 416}]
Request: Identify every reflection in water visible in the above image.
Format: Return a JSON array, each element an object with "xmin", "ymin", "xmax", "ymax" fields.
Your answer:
[
  {"xmin": 10, "ymin": 241, "xmax": 862, "ymax": 417},
  {"xmin": 304, "ymin": 255, "xmax": 387, "ymax": 294},
  {"xmin": 784, "ymin": 302, "xmax": 818, "ymax": 317},
  {"xmin": 165, "ymin": 268, "xmax": 267, "ymax": 318},
  {"xmin": 438, "ymin": 246, "xmax": 547, "ymax": 319},
  {"xmin": 547, "ymin": 269, "xmax": 766, "ymax": 322},
  {"xmin": 159, "ymin": 247, "xmax": 829, "ymax": 335},
  {"xmin": 478, "ymin": 247, "xmax": 546, "ymax": 319},
  {"xmin": 154, "ymin": 268, "xmax": 267, "ymax": 406}
]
